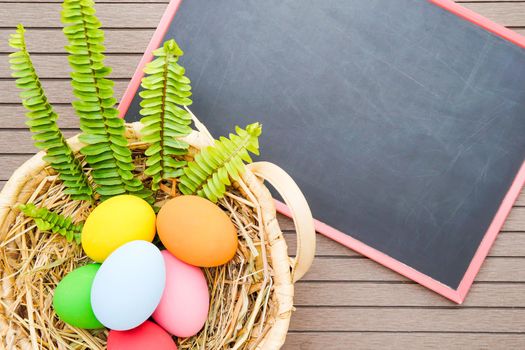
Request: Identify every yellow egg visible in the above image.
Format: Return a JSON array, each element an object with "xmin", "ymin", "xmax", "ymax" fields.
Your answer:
[{"xmin": 82, "ymin": 195, "xmax": 156, "ymax": 262}]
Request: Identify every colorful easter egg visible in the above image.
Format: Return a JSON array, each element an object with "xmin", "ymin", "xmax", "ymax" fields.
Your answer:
[
  {"xmin": 156, "ymin": 195, "xmax": 238, "ymax": 267},
  {"xmin": 82, "ymin": 195, "xmax": 156, "ymax": 262},
  {"xmin": 91, "ymin": 241, "xmax": 165, "ymax": 330},
  {"xmin": 152, "ymin": 251, "xmax": 209, "ymax": 337},
  {"xmin": 107, "ymin": 321, "xmax": 177, "ymax": 350},
  {"xmin": 52, "ymin": 264, "xmax": 104, "ymax": 329}
]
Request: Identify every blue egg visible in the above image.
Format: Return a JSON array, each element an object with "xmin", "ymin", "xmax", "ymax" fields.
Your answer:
[{"xmin": 91, "ymin": 240, "xmax": 166, "ymax": 330}]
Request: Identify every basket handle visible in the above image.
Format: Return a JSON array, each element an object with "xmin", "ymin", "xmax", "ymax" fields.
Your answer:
[{"xmin": 246, "ymin": 162, "xmax": 316, "ymax": 282}]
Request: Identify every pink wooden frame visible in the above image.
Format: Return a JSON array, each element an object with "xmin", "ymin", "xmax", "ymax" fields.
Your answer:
[{"xmin": 117, "ymin": 0, "xmax": 525, "ymax": 303}]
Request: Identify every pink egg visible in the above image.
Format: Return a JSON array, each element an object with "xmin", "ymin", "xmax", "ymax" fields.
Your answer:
[
  {"xmin": 153, "ymin": 250, "xmax": 209, "ymax": 337},
  {"xmin": 107, "ymin": 321, "xmax": 177, "ymax": 350}
]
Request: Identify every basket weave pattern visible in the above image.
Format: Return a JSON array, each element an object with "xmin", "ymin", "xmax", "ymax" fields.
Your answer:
[{"xmin": 0, "ymin": 123, "xmax": 302, "ymax": 350}]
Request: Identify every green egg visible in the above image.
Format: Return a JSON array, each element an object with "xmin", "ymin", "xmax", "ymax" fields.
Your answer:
[{"xmin": 52, "ymin": 263, "xmax": 104, "ymax": 329}]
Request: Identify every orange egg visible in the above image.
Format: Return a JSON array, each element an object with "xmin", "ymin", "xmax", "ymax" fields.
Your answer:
[{"xmin": 156, "ymin": 196, "xmax": 238, "ymax": 267}]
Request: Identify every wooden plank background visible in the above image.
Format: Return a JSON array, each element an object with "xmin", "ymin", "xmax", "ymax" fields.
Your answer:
[{"xmin": 1, "ymin": 1, "xmax": 525, "ymax": 349}]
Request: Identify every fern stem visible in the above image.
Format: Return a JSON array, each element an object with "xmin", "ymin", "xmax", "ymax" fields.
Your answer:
[
  {"xmin": 19, "ymin": 203, "xmax": 83, "ymax": 244},
  {"xmin": 9, "ymin": 24, "xmax": 93, "ymax": 201},
  {"xmin": 76, "ymin": 2, "xmax": 120, "ymax": 187},
  {"xmin": 140, "ymin": 39, "xmax": 193, "ymax": 191},
  {"xmin": 178, "ymin": 123, "xmax": 262, "ymax": 202},
  {"xmin": 62, "ymin": 0, "xmax": 151, "ymax": 201},
  {"xmin": 194, "ymin": 132, "xmax": 254, "ymax": 194},
  {"xmin": 158, "ymin": 46, "xmax": 170, "ymax": 182}
]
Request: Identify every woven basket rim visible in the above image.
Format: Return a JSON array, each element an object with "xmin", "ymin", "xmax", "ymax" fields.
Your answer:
[{"xmin": 0, "ymin": 122, "xmax": 295, "ymax": 350}]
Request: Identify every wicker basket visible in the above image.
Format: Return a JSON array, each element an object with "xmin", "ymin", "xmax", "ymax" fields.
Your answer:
[{"xmin": 0, "ymin": 122, "xmax": 316, "ymax": 350}]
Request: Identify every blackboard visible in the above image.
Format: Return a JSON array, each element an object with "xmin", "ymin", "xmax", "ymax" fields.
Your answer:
[{"xmin": 122, "ymin": 0, "xmax": 525, "ymax": 302}]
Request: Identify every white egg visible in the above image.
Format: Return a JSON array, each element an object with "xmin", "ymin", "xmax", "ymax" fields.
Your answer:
[{"xmin": 91, "ymin": 240, "xmax": 166, "ymax": 330}]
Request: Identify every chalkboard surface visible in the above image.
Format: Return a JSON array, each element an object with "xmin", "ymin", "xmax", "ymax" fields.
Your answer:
[{"xmin": 125, "ymin": 0, "xmax": 525, "ymax": 293}]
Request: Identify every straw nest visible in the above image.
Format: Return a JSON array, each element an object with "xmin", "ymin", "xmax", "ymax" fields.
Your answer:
[{"xmin": 0, "ymin": 123, "xmax": 304, "ymax": 350}]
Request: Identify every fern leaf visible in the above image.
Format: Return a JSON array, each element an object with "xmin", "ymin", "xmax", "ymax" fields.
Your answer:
[
  {"xmin": 178, "ymin": 123, "xmax": 262, "ymax": 202},
  {"xmin": 61, "ymin": 0, "xmax": 151, "ymax": 201},
  {"xmin": 140, "ymin": 39, "xmax": 193, "ymax": 190},
  {"xmin": 19, "ymin": 203, "xmax": 83, "ymax": 244},
  {"xmin": 9, "ymin": 24, "xmax": 93, "ymax": 201}
]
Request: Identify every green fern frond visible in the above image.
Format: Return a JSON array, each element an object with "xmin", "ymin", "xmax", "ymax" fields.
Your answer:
[
  {"xmin": 9, "ymin": 24, "xmax": 93, "ymax": 201},
  {"xmin": 61, "ymin": 0, "xmax": 151, "ymax": 201},
  {"xmin": 140, "ymin": 39, "xmax": 193, "ymax": 190},
  {"xmin": 178, "ymin": 123, "xmax": 262, "ymax": 202},
  {"xmin": 19, "ymin": 203, "xmax": 83, "ymax": 244}
]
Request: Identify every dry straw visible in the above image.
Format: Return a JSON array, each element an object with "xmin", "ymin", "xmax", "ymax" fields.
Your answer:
[{"xmin": 0, "ymin": 123, "xmax": 316, "ymax": 349}]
